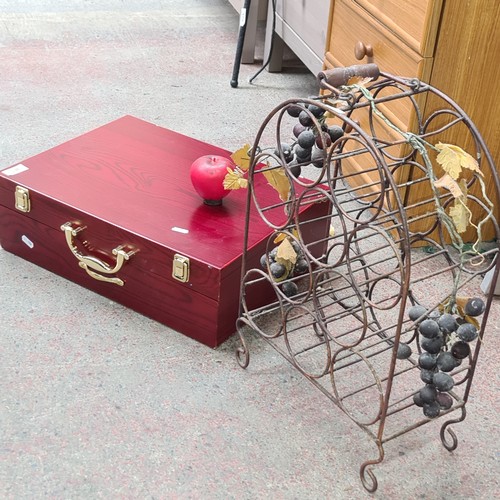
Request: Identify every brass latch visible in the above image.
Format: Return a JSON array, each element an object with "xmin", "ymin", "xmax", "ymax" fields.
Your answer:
[
  {"xmin": 15, "ymin": 186, "xmax": 31, "ymax": 212},
  {"xmin": 172, "ymin": 254, "xmax": 190, "ymax": 283}
]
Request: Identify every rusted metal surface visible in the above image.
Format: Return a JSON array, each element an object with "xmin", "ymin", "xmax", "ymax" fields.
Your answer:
[{"xmin": 235, "ymin": 65, "xmax": 500, "ymax": 493}]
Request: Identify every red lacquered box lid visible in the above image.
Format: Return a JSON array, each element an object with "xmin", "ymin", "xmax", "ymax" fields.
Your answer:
[{"xmin": 0, "ymin": 116, "xmax": 279, "ymax": 271}]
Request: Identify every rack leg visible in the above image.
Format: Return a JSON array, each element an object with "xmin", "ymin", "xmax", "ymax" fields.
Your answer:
[
  {"xmin": 440, "ymin": 406, "xmax": 466, "ymax": 452},
  {"xmin": 235, "ymin": 319, "xmax": 251, "ymax": 368},
  {"xmin": 360, "ymin": 441, "xmax": 385, "ymax": 493}
]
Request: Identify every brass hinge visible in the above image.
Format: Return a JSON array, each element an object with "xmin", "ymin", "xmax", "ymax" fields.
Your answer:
[
  {"xmin": 15, "ymin": 186, "xmax": 31, "ymax": 212},
  {"xmin": 172, "ymin": 254, "xmax": 190, "ymax": 283}
]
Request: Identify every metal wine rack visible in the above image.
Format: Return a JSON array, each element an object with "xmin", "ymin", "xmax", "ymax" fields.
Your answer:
[{"xmin": 235, "ymin": 64, "xmax": 500, "ymax": 492}]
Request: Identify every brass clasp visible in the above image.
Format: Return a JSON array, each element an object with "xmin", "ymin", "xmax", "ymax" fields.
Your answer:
[
  {"xmin": 172, "ymin": 254, "xmax": 190, "ymax": 283},
  {"xmin": 15, "ymin": 186, "xmax": 31, "ymax": 212}
]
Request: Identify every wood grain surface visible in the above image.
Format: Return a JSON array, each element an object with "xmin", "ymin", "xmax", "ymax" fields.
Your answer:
[{"xmin": 0, "ymin": 116, "xmax": 331, "ymax": 346}]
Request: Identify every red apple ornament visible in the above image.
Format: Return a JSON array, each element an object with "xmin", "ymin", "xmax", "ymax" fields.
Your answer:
[{"xmin": 190, "ymin": 155, "xmax": 234, "ymax": 205}]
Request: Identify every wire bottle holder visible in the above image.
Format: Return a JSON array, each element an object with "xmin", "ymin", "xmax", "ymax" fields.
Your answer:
[{"xmin": 235, "ymin": 64, "xmax": 500, "ymax": 493}]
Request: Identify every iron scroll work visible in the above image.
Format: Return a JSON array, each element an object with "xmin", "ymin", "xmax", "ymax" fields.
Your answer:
[{"xmin": 235, "ymin": 64, "xmax": 500, "ymax": 492}]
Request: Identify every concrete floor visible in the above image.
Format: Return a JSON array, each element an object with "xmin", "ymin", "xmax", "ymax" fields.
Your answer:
[{"xmin": 0, "ymin": 1, "xmax": 499, "ymax": 498}]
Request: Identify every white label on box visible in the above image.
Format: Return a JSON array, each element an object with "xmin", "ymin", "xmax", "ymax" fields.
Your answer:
[
  {"xmin": 240, "ymin": 8, "xmax": 247, "ymax": 27},
  {"xmin": 172, "ymin": 227, "xmax": 189, "ymax": 234},
  {"xmin": 2, "ymin": 163, "xmax": 29, "ymax": 176},
  {"xmin": 21, "ymin": 235, "xmax": 34, "ymax": 249}
]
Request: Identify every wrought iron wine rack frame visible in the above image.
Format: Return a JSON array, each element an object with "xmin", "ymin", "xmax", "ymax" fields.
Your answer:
[{"xmin": 234, "ymin": 64, "xmax": 500, "ymax": 493}]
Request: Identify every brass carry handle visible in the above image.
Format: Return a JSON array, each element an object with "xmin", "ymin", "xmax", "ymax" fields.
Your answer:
[{"xmin": 60, "ymin": 221, "xmax": 137, "ymax": 286}]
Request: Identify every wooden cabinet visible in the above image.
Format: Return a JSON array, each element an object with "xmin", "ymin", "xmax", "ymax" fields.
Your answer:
[
  {"xmin": 265, "ymin": 0, "xmax": 331, "ymax": 75},
  {"xmin": 324, "ymin": 0, "xmax": 500, "ymax": 240}
]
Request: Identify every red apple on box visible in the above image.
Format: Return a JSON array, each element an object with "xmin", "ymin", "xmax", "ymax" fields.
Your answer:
[{"xmin": 190, "ymin": 155, "xmax": 234, "ymax": 205}]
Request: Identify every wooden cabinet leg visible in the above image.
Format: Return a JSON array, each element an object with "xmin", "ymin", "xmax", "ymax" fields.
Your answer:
[{"xmin": 264, "ymin": 0, "xmax": 284, "ymax": 72}]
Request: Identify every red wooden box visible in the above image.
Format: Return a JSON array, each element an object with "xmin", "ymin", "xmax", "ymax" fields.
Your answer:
[{"xmin": 0, "ymin": 116, "xmax": 330, "ymax": 347}]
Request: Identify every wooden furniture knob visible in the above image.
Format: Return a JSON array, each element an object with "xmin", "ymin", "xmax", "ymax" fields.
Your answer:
[{"xmin": 355, "ymin": 41, "xmax": 374, "ymax": 63}]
